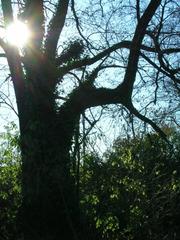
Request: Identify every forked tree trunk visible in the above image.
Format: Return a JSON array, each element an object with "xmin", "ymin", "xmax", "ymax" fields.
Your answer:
[{"xmin": 18, "ymin": 87, "xmax": 84, "ymax": 240}]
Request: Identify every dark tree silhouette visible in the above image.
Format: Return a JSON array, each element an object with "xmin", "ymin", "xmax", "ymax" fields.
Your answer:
[{"xmin": 0, "ymin": 0, "xmax": 179, "ymax": 239}]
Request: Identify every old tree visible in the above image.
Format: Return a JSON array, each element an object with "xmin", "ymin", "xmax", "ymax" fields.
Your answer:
[{"xmin": 0, "ymin": 0, "xmax": 179, "ymax": 239}]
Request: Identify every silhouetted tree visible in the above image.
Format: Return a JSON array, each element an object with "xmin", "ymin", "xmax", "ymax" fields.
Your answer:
[{"xmin": 0, "ymin": 0, "xmax": 179, "ymax": 239}]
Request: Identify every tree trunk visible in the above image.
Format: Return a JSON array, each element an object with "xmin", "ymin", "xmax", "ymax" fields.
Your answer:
[{"xmin": 18, "ymin": 89, "xmax": 83, "ymax": 240}]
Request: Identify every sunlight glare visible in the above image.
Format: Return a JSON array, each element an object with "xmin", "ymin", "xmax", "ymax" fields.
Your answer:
[{"xmin": 6, "ymin": 20, "xmax": 30, "ymax": 48}]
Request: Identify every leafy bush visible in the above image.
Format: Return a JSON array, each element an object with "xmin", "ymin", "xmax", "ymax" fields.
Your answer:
[
  {"xmin": 80, "ymin": 130, "xmax": 180, "ymax": 240},
  {"xmin": 0, "ymin": 123, "xmax": 21, "ymax": 240},
  {"xmin": 0, "ymin": 124, "xmax": 179, "ymax": 240}
]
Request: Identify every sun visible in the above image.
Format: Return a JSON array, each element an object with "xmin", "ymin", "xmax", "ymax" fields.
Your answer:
[{"xmin": 6, "ymin": 20, "xmax": 30, "ymax": 48}]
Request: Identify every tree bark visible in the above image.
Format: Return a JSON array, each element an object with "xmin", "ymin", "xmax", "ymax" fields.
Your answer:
[{"xmin": 18, "ymin": 88, "xmax": 84, "ymax": 240}]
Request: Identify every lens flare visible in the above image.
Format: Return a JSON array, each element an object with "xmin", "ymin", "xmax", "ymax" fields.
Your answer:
[{"xmin": 6, "ymin": 20, "xmax": 30, "ymax": 48}]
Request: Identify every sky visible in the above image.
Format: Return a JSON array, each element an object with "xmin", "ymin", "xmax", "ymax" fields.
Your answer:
[{"xmin": 0, "ymin": 0, "xmax": 179, "ymax": 149}]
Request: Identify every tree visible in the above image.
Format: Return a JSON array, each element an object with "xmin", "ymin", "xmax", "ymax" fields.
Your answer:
[
  {"xmin": 80, "ymin": 130, "xmax": 180, "ymax": 240},
  {"xmin": 0, "ymin": 123, "xmax": 21, "ymax": 240},
  {"xmin": 0, "ymin": 0, "xmax": 179, "ymax": 239}
]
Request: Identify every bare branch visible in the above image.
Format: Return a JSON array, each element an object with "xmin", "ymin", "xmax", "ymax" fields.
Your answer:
[
  {"xmin": 126, "ymin": 102, "xmax": 169, "ymax": 143},
  {"xmin": 56, "ymin": 40, "xmax": 179, "ymax": 80},
  {"xmin": 56, "ymin": 41, "xmax": 131, "ymax": 68},
  {"xmin": 140, "ymin": 52, "xmax": 180, "ymax": 87},
  {"xmin": 136, "ymin": 0, "xmax": 140, "ymax": 21},
  {"xmin": 118, "ymin": 0, "xmax": 162, "ymax": 97},
  {"xmin": 0, "ymin": 90, "xmax": 18, "ymax": 116},
  {"xmin": 1, "ymin": 0, "xmax": 25, "ymax": 106},
  {"xmin": 71, "ymin": 0, "xmax": 95, "ymax": 53},
  {"xmin": 147, "ymin": 31, "xmax": 180, "ymax": 81},
  {"xmin": 45, "ymin": 0, "xmax": 69, "ymax": 58}
]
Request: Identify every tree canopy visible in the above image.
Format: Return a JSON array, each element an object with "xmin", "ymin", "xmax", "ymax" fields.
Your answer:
[{"xmin": 1, "ymin": 124, "xmax": 180, "ymax": 239}]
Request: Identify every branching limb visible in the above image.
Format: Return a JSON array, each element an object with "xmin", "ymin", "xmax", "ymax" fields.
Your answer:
[
  {"xmin": 56, "ymin": 41, "xmax": 131, "ymax": 68},
  {"xmin": 136, "ymin": 0, "xmax": 140, "ymax": 21},
  {"xmin": 0, "ymin": 90, "xmax": 18, "ymax": 116},
  {"xmin": 126, "ymin": 102, "xmax": 168, "ymax": 143},
  {"xmin": 1, "ymin": 0, "xmax": 25, "ymax": 104},
  {"xmin": 56, "ymin": 41, "xmax": 158, "ymax": 78},
  {"xmin": 45, "ymin": 0, "xmax": 69, "ymax": 58},
  {"xmin": 65, "ymin": 80, "xmax": 170, "ymax": 143},
  {"xmin": 71, "ymin": 0, "xmax": 96, "ymax": 53},
  {"xmin": 118, "ymin": 0, "xmax": 162, "ymax": 97},
  {"xmin": 56, "ymin": 41, "xmax": 180, "ymax": 81},
  {"xmin": 140, "ymin": 52, "xmax": 180, "ymax": 90},
  {"xmin": 147, "ymin": 31, "xmax": 180, "ymax": 83},
  {"xmin": 140, "ymin": 52, "xmax": 178, "ymax": 79}
]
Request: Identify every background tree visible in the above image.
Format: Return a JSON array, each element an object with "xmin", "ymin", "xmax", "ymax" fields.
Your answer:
[
  {"xmin": 1, "ymin": 125, "xmax": 179, "ymax": 240},
  {"xmin": 80, "ymin": 129, "xmax": 180, "ymax": 240},
  {"xmin": 0, "ymin": 122, "xmax": 21, "ymax": 240},
  {"xmin": 0, "ymin": 0, "xmax": 179, "ymax": 239}
]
